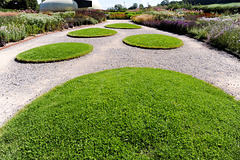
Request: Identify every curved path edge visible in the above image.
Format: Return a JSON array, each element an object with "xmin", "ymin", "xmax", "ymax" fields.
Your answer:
[{"xmin": 0, "ymin": 20, "xmax": 239, "ymax": 127}]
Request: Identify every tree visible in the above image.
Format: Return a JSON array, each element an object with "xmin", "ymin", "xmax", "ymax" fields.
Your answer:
[
  {"xmin": 128, "ymin": 3, "xmax": 138, "ymax": 10},
  {"xmin": 3, "ymin": 0, "xmax": 38, "ymax": 10},
  {"xmin": 160, "ymin": 0, "xmax": 169, "ymax": 6},
  {"xmin": 139, "ymin": 4, "xmax": 144, "ymax": 9},
  {"xmin": 114, "ymin": 4, "xmax": 126, "ymax": 11}
]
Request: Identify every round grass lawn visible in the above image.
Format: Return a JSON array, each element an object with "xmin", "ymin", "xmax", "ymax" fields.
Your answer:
[
  {"xmin": 16, "ymin": 42, "xmax": 93, "ymax": 63},
  {"xmin": 123, "ymin": 34, "xmax": 184, "ymax": 49},
  {"xmin": 105, "ymin": 23, "xmax": 142, "ymax": 29},
  {"xmin": 1, "ymin": 68, "xmax": 240, "ymax": 159},
  {"xmin": 67, "ymin": 28, "xmax": 117, "ymax": 38}
]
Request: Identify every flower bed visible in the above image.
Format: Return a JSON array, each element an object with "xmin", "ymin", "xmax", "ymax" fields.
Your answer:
[
  {"xmin": 131, "ymin": 10, "xmax": 240, "ymax": 56},
  {"xmin": 0, "ymin": 10, "xmax": 106, "ymax": 47}
]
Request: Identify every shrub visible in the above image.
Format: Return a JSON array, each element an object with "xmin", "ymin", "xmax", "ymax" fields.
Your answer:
[
  {"xmin": 75, "ymin": 9, "xmax": 106, "ymax": 23},
  {"xmin": 141, "ymin": 19, "xmax": 196, "ymax": 35},
  {"xmin": 0, "ymin": 29, "xmax": 7, "ymax": 46},
  {"xmin": 18, "ymin": 13, "xmax": 64, "ymax": 33},
  {"xmin": 192, "ymin": 5, "xmax": 240, "ymax": 15},
  {"xmin": 206, "ymin": 17, "xmax": 240, "ymax": 55},
  {"xmin": 54, "ymin": 11, "xmax": 75, "ymax": 18},
  {"xmin": 151, "ymin": 10, "xmax": 184, "ymax": 20},
  {"xmin": 107, "ymin": 12, "xmax": 128, "ymax": 19},
  {"xmin": 131, "ymin": 14, "xmax": 155, "ymax": 24}
]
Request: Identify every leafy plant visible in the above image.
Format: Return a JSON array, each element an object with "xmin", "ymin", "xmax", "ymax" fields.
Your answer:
[
  {"xmin": 0, "ymin": 29, "xmax": 7, "ymax": 47},
  {"xmin": 75, "ymin": 9, "xmax": 106, "ymax": 23}
]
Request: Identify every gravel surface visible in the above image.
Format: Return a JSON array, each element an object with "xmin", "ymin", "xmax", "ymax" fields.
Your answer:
[{"xmin": 0, "ymin": 20, "xmax": 240, "ymax": 127}]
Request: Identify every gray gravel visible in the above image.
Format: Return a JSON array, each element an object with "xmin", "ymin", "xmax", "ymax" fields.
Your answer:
[{"xmin": 0, "ymin": 20, "xmax": 240, "ymax": 127}]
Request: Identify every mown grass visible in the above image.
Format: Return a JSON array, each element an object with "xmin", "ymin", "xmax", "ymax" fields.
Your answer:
[
  {"xmin": 0, "ymin": 67, "xmax": 239, "ymax": 159},
  {"xmin": 67, "ymin": 28, "xmax": 117, "ymax": 38},
  {"xmin": 205, "ymin": 2, "xmax": 240, "ymax": 7},
  {"xmin": 15, "ymin": 42, "xmax": 93, "ymax": 63},
  {"xmin": 0, "ymin": 8, "xmax": 15, "ymax": 12},
  {"xmin": 123, "ymin": 34, "xmax": 183, "ymax": 49},
  {"xmin": 105, "ymin": 23, "xmax": 142, "ymax": 29}
]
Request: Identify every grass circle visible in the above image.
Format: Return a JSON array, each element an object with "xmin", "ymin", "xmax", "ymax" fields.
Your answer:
[
  {"xmin": 123, "ymin": 34, "xmax": 184, "ymax": 49},
  {"xmin": 0, "ymin": 68, "xmax": 239, "ymax": 159},
  {"xmin": 105, "ymin": 23, "xmax": 142, "ymax": 29},
  {"xmin": 67, "ymin": 28, "xmax": 117, "ymax": 38},
  {"xmin": 15, "ymin": 42, "xmax": 93, "ymax": 63}
]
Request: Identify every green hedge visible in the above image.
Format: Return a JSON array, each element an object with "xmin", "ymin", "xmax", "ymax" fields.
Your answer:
[{"xmin": 192, "ymin": 5, "xmax": 240, "ymax": 14}]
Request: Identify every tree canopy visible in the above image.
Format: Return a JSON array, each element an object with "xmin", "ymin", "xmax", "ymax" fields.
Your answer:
[
  {"xmin": 128, "ymin": 3, "xmax": 138, "ymax": 10},
  {"xmin": 1, "ymin": 0, "xmax": 38, "ymax": 10}
]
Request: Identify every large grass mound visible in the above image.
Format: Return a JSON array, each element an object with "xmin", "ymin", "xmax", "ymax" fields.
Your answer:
[
  {"xmin": 0, "ymin": 68, "xmax": 239, "ymax": 159},
  {"xmin": 105, "ymin": 23, "xmax": 142, "ymax": 29},
  {"xmin": 67, "ymin": 28, "xmax": 117, "ymax": 38},
  {"xmin": 123, "ymin": 34, "xmax": 183, "ymax": 49},
  {"xmin": 16, "ymin": 42, "xmax": 93, "ymax": 63}
]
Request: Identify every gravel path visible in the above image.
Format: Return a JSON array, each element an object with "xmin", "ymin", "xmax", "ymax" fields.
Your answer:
[{"xmin": 0, "ymin": 20, "xmax": 240, "ymax": 127}]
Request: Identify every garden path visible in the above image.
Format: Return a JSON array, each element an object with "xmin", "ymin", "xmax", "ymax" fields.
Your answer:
[{"xmin": 0, "ymin": 20, "xmax": 240, "ymax": 127}]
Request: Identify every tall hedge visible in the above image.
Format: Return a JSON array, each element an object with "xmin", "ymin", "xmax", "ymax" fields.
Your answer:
[
  {"xmin": 192, "ymin": 5, "xmax": 240, "ymax": 14},
  {"xmin": 186, "ymin": 0, "xmax": 240, "ymax": 5}
]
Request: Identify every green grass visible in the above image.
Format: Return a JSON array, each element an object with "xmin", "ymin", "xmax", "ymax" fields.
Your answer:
[
  {"xmin": 0, "ymin": 67, "xmax": 239, "ymax": 159},
  {"xmin": 105, "ymin": 23, "xmax": 142, "ymax": 29},
  {"xmin": 123, "ymin": 34, "xmax": 184, "ymax": 49},
  {"xmin": 0, "ymin": 8, "xmax": 15, "ymax": 12},
  {"xmin": 205, "ymin": 2, "xmax": 240, "ymax": 7},
  {"xmin": 67, "ymin": 28, "xmax": 117, "ymax": 38},
  {"xmin": 15, "ymin": 42, "xmax": 93, "ymax": 63}
]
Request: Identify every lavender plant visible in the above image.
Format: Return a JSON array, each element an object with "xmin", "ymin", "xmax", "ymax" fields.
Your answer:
[{"xmin": 203, "ymin": 17, "xmax": 240, "ymax": 54}]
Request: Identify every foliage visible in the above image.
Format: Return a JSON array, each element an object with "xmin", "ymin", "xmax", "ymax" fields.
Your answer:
[
  {"xmin": 206, "ymin": 2, "xmax": 240, "ymax": 8},
  {"xmin": 131, "ymin": 14, "xmax": 155, "ymax": 24},
  {"xmin": 75, "ymin": 9, "xmax": 106, "ymax": 23},
  {"xmin": 0, "ymin": 30, "xmax": 7, "ymax": 47},
  {"xmin": 67, "ymin": 28, "xmax": 117, "ymax": 38},
  {"xmin": 19, "ymin": 13, "xmax": 63, "ymax": 33},
  {"xmin": 123, "ymin": 34, "xmax": 183, "ymax": 49},
  {"xmin": 15, "ymin": 7, "xmax": 38, "ymax": 14},
  {"xmin": 192, "ymin": 5, "xmax": 240, "ymax": 14},
  {"xmin": 185, "ymin": 0, "xmax": 239, "ymax": 5},
  {"xmin": 151, "ymin": 10, "xmax": 184, "ymax": 20},
  {"xmin": 0, "ymin": 8, "xmax": 14, "ymax": 12},
  {"xmin": 107, "ymin": 11, "xmax": 142, "ymax": 19},
  {"xmin": 128, "ymin": 3, "xmax": 138, "ymax": 10},
  {"xmin": 54, "ymin": 11, "xmax": 75, "ymax": 18},
  {"xmin": 203, "ymin": 17, "xmax": 240, "ymax": 55},
  {"xmin": 0, "ymin": 11, "xmax": 18, "ymax": 17},
  {"xmin": 0, "ymin": 67, "xmax": 239, "ymax": 159},
  {"xmin": 107, "ymin": 4, "xmax": 127, "ymax": 12},
  {"xmin": 131, "ymin": 7, "xmax": 239, "ymax": 55},
  {"xmin": 107, "ymin": 12, "xmax": 128, "ymax": 19},
  {"xmin": 1, "ymin": 0, "xmax": 38, "ymax": 10},
  {"xmin": 145, "ymin": 20, "xmax": 196, "ymax": 35},
  {"xmin": 16, "ymin": 42, "xmax": 93, "ymax": 63},
  {"xmin": 0, "ymin": 10, "xmax": 104, "ymax": 47},
  {"xmin": 105, "ymin": 23, "xmax": 141, "ymax": 29}
]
